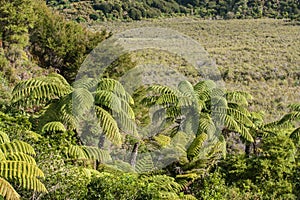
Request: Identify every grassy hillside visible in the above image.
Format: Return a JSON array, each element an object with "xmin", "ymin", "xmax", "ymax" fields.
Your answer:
[{"xmin": 92, "ymin": 18, "xmax": 300, "ymax": 121}]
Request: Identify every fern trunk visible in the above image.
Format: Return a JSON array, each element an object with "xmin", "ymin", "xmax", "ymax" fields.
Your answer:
[
  {"xmin": 245, "ymin": 142, "xmax": 251, "ymax": 156},
  {"xmin": 98, "ymin": 134, "xmax": 105, "ymax": 149},
  {"xmin": 130, "ymin": 142, "xmax": 140, "ymax": 168}
]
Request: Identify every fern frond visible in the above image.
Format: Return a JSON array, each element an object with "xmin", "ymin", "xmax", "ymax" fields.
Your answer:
[
  {"xmin": 290, "ymin": 127, "xmax": 300, "ymax": 141},
  {"xmin": 278, "ymin": 112, "xmax": 300, "ymax": 124},
  {"xmin": 6, "ymin": 152, "xmax": 36, "ymax": 165},
  {"xmin": 0, "ymin": 161, "xmax": 46, "ymax": 193},
  {"xmin": 153, "ymin": 134, "xmax": 171, "ymax": 147},
  {"xmin": 38, "ymin": 96, "xmax": 77, "ymax": 130},
  {"xmin": 198, "ymin": 113, "xmax": 216, "ymax": 136},
  {"xmin": 18, "ymin": 177, "xmax": 47, "ymax": 192},
  {"xmin": 0, "ymin": 141, "xmax": 35, "ymax": 156},
  {"xmin": 221, "ymin": 115, "xmax": 253, "ymax": 142},
  {"xmin": 228, "ymin": 103, "xmax": 251, "ymax": 117},
  {"xmin": 42, "ymin": 121, "xmax": 66, "ymax": 133},
  {"xmin": 289, "ymin": 103, "xmax": 300, "ymax": 111},
  {"xmin": 148, "ymin": 85, "xmax": 180, "ymax": 96},
  {"xmin": 157, "ymin": 94, "xmax": 179, "ymax": 105},
  {"xmin": 211, "ymin": 96, "xmax": 228, "ymax": 108},
  {"xmin": 12, "ymin": 74, "xmax": 72, "ymax": 107},
  {"xmin": 0, "ymin": 161, "xmax": 44, "ymax": 180},
  {"xmin": 0, "ymin": 149, "xmax": 5, "ymax": 161},
  {"xmin": 226, "ymin": 91, "xmax": 252, "ymax": 106},
  {"xmin": 114, "ymin": 110, "xmax": 137, "ymax": 135},
  {"xmin": 226, "ymin": 108, "xmax": 254, "ymax": 127},
  {"xmin": 46, "ymin": 73, "xmax": 70, "ymax": 88},
  {"xmin": 194, "ymin": 80, "xmax": 216, "ymax": 93},
  {"xmin": 178, "ymin": 81, "xmax": 196, "ymax": 99},
  {"xmin": 83, "ymin": 146, "xmax": 111, "ymax": 162},
  {"xmin": 81, "ymin": 167, "xmax": 102, "ymax": 179},
  {"xmin": 23, "ymin": 131, "xmax": 42, "ymax": 141},
  {"xmin": 120, "ymin": 98, "xmax": 135, "ymax": 119},
  {"xmin": 187, "ymin": 133, "xmax": 207, "ymax": 160},
  {"xmin": 135, "ymin": 154, "xmax": 155, "ymax": 173},
  {"xmin": 0, "ymin": 177, "xmax": 20, "ymax": 200},
  {"xmin": 71, "ymin": 88, "xmax": 94, "ymax": 117},
  {"xmin": 0, "ymin": 131, "xmax": 10, "ymax": 144},
  {"xmin": 95, "ymin": 107, "xmax": 122, "ymax": 146},
  {"xmin": 68, "ymin": 144, "xmax": 111, "ymax": 162},
  {"xmin": 94, "ymin": 90, "xmax": 122, "ymax": 113},
  {"xmin": 68, "ymin": 144, "xmax": 87, "ymax": 159},
  {"xmin": 72, "ymin": 77, "xmax": 98, "ymax": 90},
  {"xmin": 178, "ymin": 96, "xmax": 195, "ymax": 107},
  {"xmin": 106, "ymin": 160, "xmax": 136, "ymax": 173},
  {"xmin": 97, "ymin": 78, "xmax": 133, "ymax": 103}
]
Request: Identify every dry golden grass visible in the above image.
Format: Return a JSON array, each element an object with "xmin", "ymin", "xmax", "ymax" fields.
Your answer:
[{"xmin": 91, "ymin": 18, "xmax": 300, "ymax": 121}]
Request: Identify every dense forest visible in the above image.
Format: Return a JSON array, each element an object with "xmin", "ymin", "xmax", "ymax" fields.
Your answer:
[
  {"xmin": 0, "ymin": 0, "xmax": 300, "ymax": 200},
  {"xmin": 46, "ymin": 0, "xmax": 300, "ymax": 22}
]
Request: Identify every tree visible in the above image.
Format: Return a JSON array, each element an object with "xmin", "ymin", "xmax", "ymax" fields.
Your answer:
[
  {"xmin": 11, "ymin": 73, "xmax": 136, "ymax": 147},
  {"xmin": 119, "ymin": 80, "xmax": 254, "ymax": 181},
  {"xmin": 143, "ymin": 80, "xmax": 254, "ymax": 143},
  {"xmin": 277, "ymin": 103, "xmax": 300, "ymax": 142},
  {"xmin": 0, "ymin": 0, "xmax": 35, "ymax": 52},
  {"xmin": 30, "ymin": 1, "xmax": 107, "ymax": 82}
]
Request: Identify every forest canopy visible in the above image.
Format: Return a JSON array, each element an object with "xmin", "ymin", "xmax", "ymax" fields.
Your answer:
[{"xmin": 47, "ymin": 0, "xmax": 300, "ymax": 22}]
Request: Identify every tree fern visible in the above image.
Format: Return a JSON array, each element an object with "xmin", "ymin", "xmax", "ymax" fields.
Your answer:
[
  {"xmin": 276, "ymin": 103, "xmax": 300, "ymax": 141},
  {"xmin": 12, "ymin": 74, "xmax": 136, "ymax": 146}
]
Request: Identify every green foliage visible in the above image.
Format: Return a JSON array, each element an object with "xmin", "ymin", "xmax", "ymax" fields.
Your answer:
[
  {"xmin": 217, "ymin": 133, "xmax": 297, "ymax": 199},
  {"xmin": 30, "ymin": 0, "xmax": 107, "ymax": 82},
  {"xmin": 0, "ymin": 0, "xmax": 35, "ymax": 51},
  {"xmin": 11, "ymin": 74, "xmax": 136, "ymax": 146},
  {"xmin": 48, "ymin": 0, "xmax": 300, "ymax": 21},
  {"xmin": 86, "ymin": 172, "xmax": 194, "ymax": 200},
  {"xmin": 0, "ymin": 130, "xmax": 47, "ymax": 200}
]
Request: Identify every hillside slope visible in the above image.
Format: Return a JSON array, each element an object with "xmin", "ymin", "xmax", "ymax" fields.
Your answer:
[
  {"xmin": 47, "ymin": 0, "xmax": 300, "ymax": 22},
  {"xmin": 92, "ymin": 18, "xmax": 300, "ymax": 121}
]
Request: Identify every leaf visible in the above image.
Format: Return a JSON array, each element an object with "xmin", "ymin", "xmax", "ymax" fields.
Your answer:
[
  {"xmin": 0, "ymin": 161, "xmax": 47, "ymax": 192},
  {"xmin": 0, "ymin": 131, "xmax": 10, "ymax": 144},
  {"xmin": 0, "ymin": 177, "xmax": 20, "ymax": 200},
  {"xmin": 0, "ymin": 140, "xmax": 35, "ymax": 156},
  {"xmin": 6, "ymin": 152, "xmax": 36, "ymax": 165},
  {"xmin": 12, "ymin": 73, "xmax": 72, "ymax": 108},
  {"xmin": 95, "ymin": 106, "xmax": 122, "ymax": 146},
  {"xmin": 42, "ymin": 121, "xmax": 66, "ymax": 133},
  {"xmin": 68, "ymin": 144, "xmax": 111, "ymax": 162},
  {"xmin": 135, "ymin": 154, "xmax": 155, "ymax": 173},
  {"xmin": 187, "ymin": 133, "xmax": 207, "ymax": 160},
  {"xmin": 226, "ymin": 91, "xmax": 252, "ymax": 106},
  {"xmin": 290, "ymin": 127, "xmax": 300, "ymax": 141}
]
